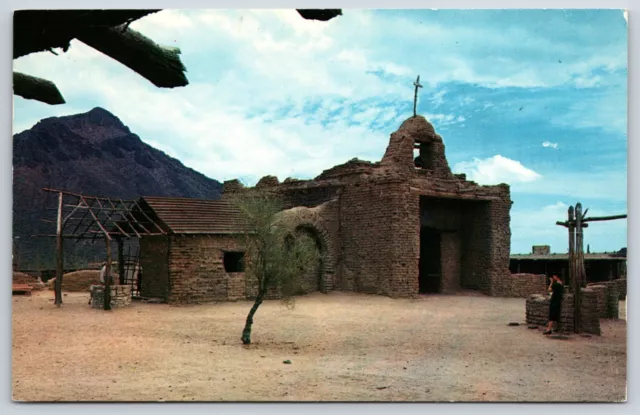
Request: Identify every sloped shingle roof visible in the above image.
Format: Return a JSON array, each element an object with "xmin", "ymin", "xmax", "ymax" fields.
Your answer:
[{"xmin": 141, "ymin": 196, "xmax": 249, "ymax": 235}]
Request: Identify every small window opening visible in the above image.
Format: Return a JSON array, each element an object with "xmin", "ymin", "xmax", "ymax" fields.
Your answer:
[{"xmin": 223, "ymin": 252, "xmax": 245, "ymax": 272}]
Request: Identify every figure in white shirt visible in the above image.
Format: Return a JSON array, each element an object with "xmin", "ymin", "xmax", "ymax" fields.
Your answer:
[
  {"xmin": 99, "ymin": 263, "xmax": 107, "ymax": 284},
  {"xmin": 89, "ymin": 262, "xmax": 112, "ymax": 305}
]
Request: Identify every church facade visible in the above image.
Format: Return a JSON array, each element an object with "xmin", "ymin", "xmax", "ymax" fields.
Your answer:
[{"xmin": 223, "ymin": 115, "xmax": 513, "ymax": 298}]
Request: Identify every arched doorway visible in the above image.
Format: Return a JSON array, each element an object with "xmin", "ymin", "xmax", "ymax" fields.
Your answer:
[{"xmin": 293, "ymin": 225, "xmax": 325, "ymax": 294}]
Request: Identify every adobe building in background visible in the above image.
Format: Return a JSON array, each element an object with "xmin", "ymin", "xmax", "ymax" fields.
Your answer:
[{"xmin": 224, "ymin": 114, "xmax": 513, "ymax": 298}]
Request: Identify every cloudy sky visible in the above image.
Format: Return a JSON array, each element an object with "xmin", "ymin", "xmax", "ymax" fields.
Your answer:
[{"xmin": 13, "ymin": 9, "xmax": 627, "ymax": 254}]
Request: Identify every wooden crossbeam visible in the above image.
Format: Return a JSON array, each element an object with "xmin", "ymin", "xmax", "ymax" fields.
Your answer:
[
  {"xmin": 79, "ymin": 195, "xmax": 112, "ymax": 240},
  {"xmin": 40, "ymin": 188, "xmax": 168, "ymax": 239},
  {"xmin": 62, "ymin": 202, "xmax": 84, "ymax": 224},
  {"xmin": 118, "ymin": 198, "xmax": 151, "ymax": 235},
  {"xmin": 71, "ymin": 196, "xmax": 96, "ymax": 237},
  {"xmin": 108, "ymin": 199, "xmax": 142, "ymax": 238},
  {"xmin": 131, "ymin": 199, "xmax": 166, "ymax": 234},
  {"xmin": 583, "ymin": 214, "xmax": 627, "ymax": 223},
  {"xmin": 94, "ymin": 197, "xmax": 131, "ymax": 238},
  {"xmin": 556, "ymin": 221, "xmax": 589, "ymax": 228}
]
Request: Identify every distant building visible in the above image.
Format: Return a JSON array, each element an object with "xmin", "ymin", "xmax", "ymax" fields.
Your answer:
[{"xmin": 509, "ymin": 245, "xmax": 627, "ymax": 283}]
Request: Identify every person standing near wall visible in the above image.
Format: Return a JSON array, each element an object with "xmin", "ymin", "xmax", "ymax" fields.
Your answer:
[
  {"xmin": 544, "ymin": 274, "xmax": 564, "ymax": 335},
  {"xmin": 88, "ymin": 262, "xmax": 111, "ymax": 305}
]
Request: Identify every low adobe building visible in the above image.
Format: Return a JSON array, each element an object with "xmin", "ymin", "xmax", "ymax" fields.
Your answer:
[{"xmin": 224, "ymin": 115, "xmax": 513, "ymax": 299}]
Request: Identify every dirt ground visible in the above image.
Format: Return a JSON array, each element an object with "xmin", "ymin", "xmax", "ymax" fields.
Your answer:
[{"xmin": 12, "ymin": 290, "xmax": 627, "ymax": 402}]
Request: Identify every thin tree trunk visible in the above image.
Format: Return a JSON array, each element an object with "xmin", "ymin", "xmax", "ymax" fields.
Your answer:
[
  {"xmin": 55, "ymin": 192, "xmax": 64, "ymax": 306},
  {"xmin": 241, "ymin": 288, "xmax": 265, "ymax": 345},
  {"xmin": 104, "ymin": 237, "xmax": 112, "ymax": 311}
]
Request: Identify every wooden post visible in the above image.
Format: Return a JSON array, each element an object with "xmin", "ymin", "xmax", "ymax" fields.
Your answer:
[
  {"xmin": 117, "ymin": 238, "xmax": 125, "ymax": 285},
  {"xmin": 575, "ymin": 203, "xmax": 586, "ymax": 333},
  {"xmin": 576, "ymin": 203, "xmax": 586, "ymax": 288},
  {"xmin": 568, "ymin": 205, "xmax": 580, "ymax": 333},
  {"xmin": 54, "ymin": 192, "xmax": 64, "ymax": 307},
  {"xmin": 104, "ymin": 237, "xmax": 112, "ymax": 311}
]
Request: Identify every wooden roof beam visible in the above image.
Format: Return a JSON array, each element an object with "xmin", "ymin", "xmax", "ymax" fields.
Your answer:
[
  {"xmin": 79, "ymin": 195, "xmax": 112, "ymax": 241},
  {"xmin": 13, "ymin": 72, "xmax": 65, "ymax": 105},
  {"xmin": 76, "ymin": 26, "xmax": 188, "ymax": 89}
]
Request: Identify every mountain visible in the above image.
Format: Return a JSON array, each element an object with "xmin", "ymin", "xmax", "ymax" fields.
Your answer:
[{"xmin": 13, "ymin": 107, "xmax": 223, "ymax": 269}]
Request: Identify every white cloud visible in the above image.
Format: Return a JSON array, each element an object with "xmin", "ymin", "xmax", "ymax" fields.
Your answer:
[
  {"xmin": 453, "ymin": 155, "xmax": 542, "ymax": 185},
  {"xmin": 430, "ymin": 89, "xmax": 446, "ymax": 107},
  {"xmin": 542, "ymin": 141, "xmax": 559, "ymax": 149},
  {"xmin": 12, "ymin": 9, "xmax": 628, "ymax": 193},
  {"xmin": 510, "ymin": 170, "xmax": 627, "ymax": 202},
  {"xmin": 510, "ymin": 201, "xmax": 627, "ymax": 254}
]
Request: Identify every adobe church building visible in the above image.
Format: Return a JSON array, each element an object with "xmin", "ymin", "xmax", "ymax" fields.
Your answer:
[
  {"xmin": 223, "ymin": 114, "xmax": 513, "ymax": 299},
  {"xmin": 135, "ymin": 115, "xmax": 513, "ymax": 304}
]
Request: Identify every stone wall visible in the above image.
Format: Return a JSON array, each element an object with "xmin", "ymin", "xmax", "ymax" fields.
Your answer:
[
  {"xmin": 226, "ymin": 272, "xmax": 246, "ymax": 301},
  {"xmin": 532, "ymin": 245, "xmax": 551, "ymax": 255},
  {"xmin": 460, "ymin": 201, "xmax": 491, "ymax": 292},
  {"xmin": 526, "ymin": 288, "xmax": 602, "ymax": 335},
  {"xmin": 90, "ymin": 285, "xmax": 132, "ymax": 309},
  {"xmin": 486, "ymin": 192, "xmax": 513, "ymax": 297},
  {"xmin": 168, "ymin": 235, "xmax": 244, "ymax": 304},
  {"xmin": 337, "ymin": 179, "xmax": 414, "ymax": 296},
  {"xmin": 588, "ymin": 279, "xmax": 626, "ymax": 301},
  {"xmin": 500, "ymin": 273, "xmax": 547, "ymax": 298},
  {"xmin": 276, "ymin": 200, "xmax": 340, "ymax": 294},
  {"xmin": 139, "ymin": 236, "xmax": 169, "ymax": 299}
]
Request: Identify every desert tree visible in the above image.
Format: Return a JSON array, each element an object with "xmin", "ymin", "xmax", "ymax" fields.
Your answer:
[{"xmin": 231, "ymin": 191, "xmax": 319, "ymax": 345}]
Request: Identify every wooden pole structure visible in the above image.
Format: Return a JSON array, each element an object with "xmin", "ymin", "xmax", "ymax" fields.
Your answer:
[
  {"xmin": 568, "ymin": 206, "xmax": 579, "ymax": 332},
  {"xmin": 54, "ymin": 192, "xmax": 64, "ymax": 307},
  {"xmin": 576, "ymin": 203, "xmax": 586, "ymax": 289},
  {"xmin": 117, "ymin": 238, "xmax": 125, "ymax": 285},
  {"xmin": 104, "ymin": 237, "xmax": 112, "ymax": 311},
  {"xmin": 556, "ymin": 203, "xmax": 626, "ymax": 334},
  {"xmin": 575, "ymin": 203, "xmax": 586, "ymax": 333}
]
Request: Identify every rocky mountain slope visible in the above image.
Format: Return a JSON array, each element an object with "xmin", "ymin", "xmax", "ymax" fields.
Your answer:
[{"xmin": 13, "ymin": 107, "xmax": 223, "ymax": 269}]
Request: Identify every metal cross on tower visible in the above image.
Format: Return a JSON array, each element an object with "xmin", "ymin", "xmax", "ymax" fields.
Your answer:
[{"xmin": 413, "ymin": 75, "xmax": 423, "ymax": 117}]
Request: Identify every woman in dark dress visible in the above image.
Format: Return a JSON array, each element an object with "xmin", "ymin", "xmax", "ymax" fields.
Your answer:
[{"xmin": 544, "ymin": 275, "xmax": 564, "ymax": 335}]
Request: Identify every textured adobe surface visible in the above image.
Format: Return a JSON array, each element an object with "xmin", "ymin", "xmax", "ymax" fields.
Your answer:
[{"xmin": 223, "ymin": 115, "xmax": 513, "ymax": 300}]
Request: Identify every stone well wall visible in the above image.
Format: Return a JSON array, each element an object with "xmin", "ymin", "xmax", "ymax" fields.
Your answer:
[
  {"xmin": 525, "ymin": 287, "xmax": 602, "ymax": 335},
  {"xmin": 588, "ymin": 279, "xmax": 626, "ymax": 301},
  {"xmin": 90, "ymin": 285, "xmax": 132, "ymax": 309}
]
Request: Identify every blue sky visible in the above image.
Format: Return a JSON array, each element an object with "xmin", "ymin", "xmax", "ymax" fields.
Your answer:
[{"xmin": 12, "ymin": 9, "xmax": 628, "ymax": 254}]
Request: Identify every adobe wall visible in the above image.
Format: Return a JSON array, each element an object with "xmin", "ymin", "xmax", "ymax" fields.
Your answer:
[
  {"xmin": 337, "ymin": 177, "xmax": 418, "ymax": 297},
  {"xmin": 168, "ymin": 235, "xmax": 245, "ymax": 304},
  {"xmin": 139, "ymin": 236, "xmax": 170, "ymax": 299},
  {"xmin": 486, "ymin": 190, "xmax": 513, "ymax": 296},
  {"xmin": 460, "ymin": 201, "xmax": 491, "ymax": 292},
  {"xmin": 501, "ymin": 273, "xmax": 547, "ymax": 298},
  {"xmin": 276, "ymin": 199, "xmax": 340, "ymax": 294}
]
